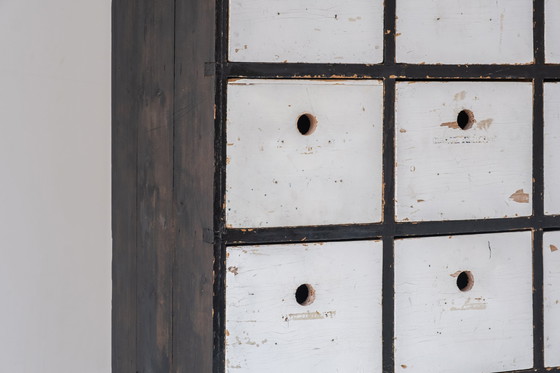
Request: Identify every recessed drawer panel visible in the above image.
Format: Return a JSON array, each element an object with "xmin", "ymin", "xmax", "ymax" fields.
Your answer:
[
  {"xmin": 545, "ymin": 82, "xmax": 560, "ymax": 215},
  {"xmin": 225, "ymin": 241, "xmax": 383, "ymax": 372},
  {"xmin": 226, "ymin": 79, "xmax": 383, "ymax": 228},
  {"xmin": 395, "ymin": 81, "xmax": 533, "ymax": 222},
  {"xmin": 395, "ymin": 231, "xmax": 533, "ymax": 372},
  {"xmin": 228, "ymin": 0, "xmax": 384, "ymax": 63},
  {"xmin": 396, "ymin": 0, "xmax": 533, "ymax": 64},
  {"xmin": 544, "ymin": 231, "xmax": 560, "ymax": 368}
]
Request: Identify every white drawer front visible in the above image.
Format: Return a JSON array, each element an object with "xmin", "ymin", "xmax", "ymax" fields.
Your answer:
[
  {"xmin": 545, "ymin": 82, "xmax": 560, "ymax": 215},
  {"xmin": 225, "ymin": 241, "xmax": 383, "ymax": 372},
  {"xmin": 544, "ymin": 231, "xmax": 560, "ymax": 367},
  {"xmin": 228, "ymin": 0, "xmax": 384, "ymax": 64},
  {"xmin": 395, "ymin": 231, "xmax": 533, "ymax": 372},
  {"xmin": 395, "ymin": 81, "xmax": 533, "ymax": 222},
  {"xmin": 226, "ymin": 79, "xmax": 383, "ymax": 228},
  {"xmin": 396, "ymin": 0, "xmax": 533, "ymax": 64}
]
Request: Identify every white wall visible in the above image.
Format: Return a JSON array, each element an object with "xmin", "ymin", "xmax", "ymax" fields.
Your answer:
[{"xmin": 0, "ymin": 1, "xmax": 111, "ymax": 372}]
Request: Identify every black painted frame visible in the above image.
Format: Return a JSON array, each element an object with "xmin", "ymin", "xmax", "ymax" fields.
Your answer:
[{"xmin": 212, "ymin": 1, "xmax": 559, "ymax": 372}]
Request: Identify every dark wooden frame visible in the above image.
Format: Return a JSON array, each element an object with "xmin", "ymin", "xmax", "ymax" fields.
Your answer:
[{"xmin": 113, "ymin": 0, "xmax": 560, "ymax": 371}]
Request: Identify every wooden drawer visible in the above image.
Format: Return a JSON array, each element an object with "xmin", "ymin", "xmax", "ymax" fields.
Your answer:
[
  {"xmin": 225, "ymin": 241, "xmax": 383, "ymax": 372},
  {"xmin": 394, "ymin": 231, "xmax": 534, "ymax": 372},
  {"xmin": 545, "ymin": 82, "xmax": 560, "ymax": 214},
  {"xmin": 226, "ymin": 79, "xmax": 384, "ymax": 228},
  {"xmin": 395, "ymin": 81, "xmax": 533, "ymax": 222},
  {"xmin": 544, "ymin": 231, "xmax": 560, "ymax": 368},
  {"xmin": 396, "ymin": 0, "xmax": 533, "ymax": 64},
  {"xmin": 228, "ymin": 0, "xmax": 384, "ymax": 63}
]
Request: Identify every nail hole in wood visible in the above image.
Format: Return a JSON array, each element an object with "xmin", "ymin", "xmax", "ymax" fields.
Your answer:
[
  {"xmin": 297, "ymin": 113, "xmax": 317, "ymax": 135},
  {"xmin": 456, "ymin": 271, "xmax": 474, "ymax": 292},
  {"xmin": 295, "ymin": 284, "xmax": 315, "ymax": 306},
  {"xmin": 457, "ymin": 109, "xmax": 474, "ymax": 130}
]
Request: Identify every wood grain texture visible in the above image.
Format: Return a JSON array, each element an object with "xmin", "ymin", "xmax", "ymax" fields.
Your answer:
[
  {"xmin": 113, "ymin": 0, "xmax": 215, "ymax": 371},
  {"xmin": 134, "ymin": 0, "xmax": 175, "ymax": 371},
  {"xmin": 172, "ymin": 0, "xmax": 216, "ymax": 371},
  {"xmin": 112, "ymin": 0, "xmax": 138, "ymax": 369}
]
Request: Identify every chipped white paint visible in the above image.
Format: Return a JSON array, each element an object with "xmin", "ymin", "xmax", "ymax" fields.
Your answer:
[
  {"xmin": 395, "ymin": 81, "xmax": 533, "ymax": 222},
  {"xmin": 544, "ymin": 231, "xmax": 560, "ymax": 367},
  {"xmin": 396, "ymin": 0, "xmax": 533, "ymax": 64},
  {"xmin": 395, "ymin": 231, "xmax": 533, "ymax": 373},
  {"xmin": 225, "ymin": 241, "xmax": 383, "ymax": 372},
  {"xmin": 546, "ymin": 0, "xmax": 560, "ymax": 63},
  {"xmin": 226, "ymin": 79, "xmax": 383, "ymax": 228},
  {"xmin": 545, "ymin": 83, "xmax": 560, "ymax": 215},
  {"xmin": 228, "ymin": 0, "xmax": 383, "ymax": 63}
]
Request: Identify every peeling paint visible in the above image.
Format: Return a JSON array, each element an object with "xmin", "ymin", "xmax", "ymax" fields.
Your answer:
[
  {"xmin": 450, "ymin": 297, "xmax": 487, "ymax": 311},
  {"xmin": 440, "ymin": 121, "xmax": 460, "ymax": 129},
  {"xmin": 551, "ymin": 245, "xmax": 558, "ymax": 253},
  {"xmin": 283, "ymin": 310, "xmax": 336, "ymax": 321},
  {"xmin": 509, "ymin": 189, "xmax": 530, "ymax": 203},
  {"xmin": 454, "ymin": 91, "xmax": 467, "ymax": 101},
  {"xmin": 477, "ymin": 118, "xmax": 493, "ymax": 130}
]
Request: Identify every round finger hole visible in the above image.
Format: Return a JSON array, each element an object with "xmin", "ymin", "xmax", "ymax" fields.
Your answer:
[
  {"xmin": 456, "ymin": 109, "xmax": 474, "ymax": 130},
  {"xmin": 456, "ymin": 271, "xmax": 474, "ymax": 292},
  {"xmin": 295, "ymin": 284, "xmax": 315, "ymax": 306},
  {"xmin": 297, "ymin": 114, "xmax": 317, "ymax": 135}
]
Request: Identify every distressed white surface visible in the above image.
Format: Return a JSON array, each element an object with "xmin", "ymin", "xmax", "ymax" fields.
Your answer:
[
  {"xmin": 396, "ymin": 0, "xmax": 533, "ymax": 64},
  {"xmin": 226, "ymin": 80, "xmax": 383, "ymax": 228},
  {"xmin": 544, "ymin": 231, "xmax": 560, "ymax": 367},
  {"xmin": 225, "ymin": 241, "xmax": 383, "ymax": 372},
  {"xmin": 545, "ymin": 83, "xmax": 560, "ymax": 215},
  {"xmin": 546, "ymin": 0, "xmax": 560, "ymax": 63},
  {"xmin": 395, "ymin": 82, "xmax": 533, "ymax": 222},
  {"xmin": 395, "ymin": 231, "xmax": 533, "ymax": 373},
  {"xmin": 228, "ymin": 0, "xmax": 383, "ymax": 63}
]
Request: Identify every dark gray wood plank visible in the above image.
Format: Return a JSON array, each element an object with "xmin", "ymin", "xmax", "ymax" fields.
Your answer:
[
  {"xmin": 172, "ymin": 0, "xmax": 216, "ymax": 370},
  {"xmin": 112, "ymin": 0, "xmax": 138, "ymax": 371},
  {"xmin": 113, "ymin": 0, "xmax": 176, "ymax": 371},
  {"xmin": 134, "ymin": 1, "xmax": 175, "ymax": 372}
]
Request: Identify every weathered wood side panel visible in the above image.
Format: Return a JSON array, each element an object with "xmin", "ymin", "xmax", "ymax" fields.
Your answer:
[
  {"xmin": 545, "ymin": 0, "xmax": 560, "ymax": 63},
  {"xmin": 113, "ymin": 0, "xmax": 179, "ymax": 371},
  {"xmin": 172, "ymin": 0, "xmax": 216, "ymax": 370},
  {"xmin": 543, "ymin": 231, "xmax": 560, "ymax": 368},
  {"xmin": 226, "ymin": 80, "xmax": 384, "ymax": 228},
  {"xmin": 228, "ymin": 0, "xmax": 383, "ymax": 63},
  {"xmin": 395, "ymin": 81, "xmax": 533, "ymax": 222},
  {"xmin": 112, "ymin": 0, "xmax": 138, "ymax": 370},
  {"xmin": 134, "ymin": 0, "xmax": 176, "ymax": 371},
  {"xmin": 225, "ymin": 241, "xmax": 383, "ymax": 372},
  {"xmin": 544, "ymin": 82, "xmax": 560, "ymax": 215},
  {"xmin": 396, "ymin": 0, "xmax": 533, "ymax": 64},
  {"xmin": 113, "ymin": 0, "xmax": 176, "ymax": 370},
  {"xmin": 394, "ymin": 231, "xmax": 534, "ymax": 372}
]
